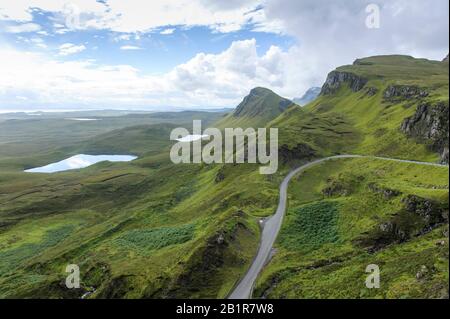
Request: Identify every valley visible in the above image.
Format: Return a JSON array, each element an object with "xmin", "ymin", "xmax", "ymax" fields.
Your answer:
[{"xmin": 0, "ymin": 55, "xmax": 448, "ymax": 299}]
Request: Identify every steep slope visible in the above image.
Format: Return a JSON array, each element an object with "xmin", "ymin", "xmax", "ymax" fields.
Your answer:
[
  {"xmin": 216, "ymin": 87, "xmax": 295, "ymax": 129},
  {"xmin": 0, "ymin": 55, "xmax": 448, "ymax": 300},
  {"xmin": 253, "ymin": 55, "xmax": 449, "ymax": 299},
  {"xmin": 272, "ymin": 55, "xmax": 449, "ymax": 163},
  {"xmin": 256, "ymin": 157, "xmax": 449, "ymax": 299}
]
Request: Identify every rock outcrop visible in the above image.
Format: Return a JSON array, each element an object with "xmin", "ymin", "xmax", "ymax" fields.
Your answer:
[
  {"xmin": 403, "ymin": 195, "xmax": 449, "ymax": 225},
  {"xmin": 364, "ymin": 87, "xmax": 378, "ymax": 97},
  {"xmin": 357, "ymin": 195, "xmax": 448, "ymax": 252},
  {"xmin": 279, "ymin": 143, "xmax": 316, "ymax": 163},
  {"xmin": 320, "ymin": 71, "xmax": 368, "ymax": 95},
  {"xmin": 401, "ymin": 102, "xmax": 449, "ymax": 164},
  {"xmin": 215, "ymin": 169, "xmax": 225, "ymax": 183},
  {"xmin": 368, "ymin": 183, "xmax": 401, "ymax": 199},
  {"xmin": 383, "ymin": 85, "xmax": 429, "ymax": 100}
]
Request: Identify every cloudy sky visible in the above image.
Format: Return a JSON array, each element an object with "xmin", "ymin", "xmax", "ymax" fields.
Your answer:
[{"xmin": 0, "ymin": 0, "xmax": 448, "ymax": 111}]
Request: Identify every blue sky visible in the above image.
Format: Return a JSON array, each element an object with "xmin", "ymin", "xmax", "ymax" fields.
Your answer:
[
  {"xmin": 3, "ymin": 9, "xmax": 294, "ymax": 74},
  {"xmin": 0, "ymin": 0, "xmax": 448, "ymax": 111}
]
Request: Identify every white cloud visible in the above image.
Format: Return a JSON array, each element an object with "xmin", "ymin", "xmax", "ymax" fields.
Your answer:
[
  {"xmin": 0, "ymin": 0, "xmax": 262, "ymax": 33},
  {"xmin": 259, "ymin": 0, "xmax": 449, "ymax": 94},
  {"xmin": 58, "ymin": 43, "xmax": 86, "ymax": 56},
  {"xmin": 113, "ymin": 34, "xmax": 132, "ymax": 41},
  {"xmin": 55, "ymin": 28, "xmax": 70, "ymax": 34},
  {"xmin": 0, "ymin": 39, "xmax": 304, "ymax": 109},
  {"xmin": 160, "ymin": 28, "xmax": 175, "ymax": 35},
  {"xmin": 167, "ymin": 39, "xmax": 316, "ymax": 102},
  {"xmin": 0, "ymin": 0, "xmax": 107, "ymax": 21},
  {"xmin": 0, "ymin": 47, "xmax": 161, "ymax": 108},
  {"xmin": 120, "ymin": 45, "xmax": 142, "ymax": 50},
  {"xmin": 0, "ymin": 0, "xmax": 448, "ymax": 108},
  {"xmin": 3, "ymin": 22, "xmax": 41, "ymax": 33},
  {"xmin": 30, "ymin": 37, "xmax": 47, "ymax": 48}
]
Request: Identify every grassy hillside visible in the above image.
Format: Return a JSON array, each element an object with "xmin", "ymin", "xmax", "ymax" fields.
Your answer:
[
  {"xmin": 255, "ymin": 158, "xmax": 449, "ymax": 298},
  {"xmin": 273, "ymin": 55, "xmax": 449, "ymax": 163},
  {"xmin": 0, "ymin": 55, "xmax": 448, "ymax": 299},
  {"xmin": 0, "ymin": 111, "xmax": 223, "ymax": 160},
  {"xmin": 216, "ymin": 87, "xmax": 295, "ymax": 129},
  {"xmin": 253, "ymin": 55, "xmax": 449, "ymax": 299},
  {"xmin": 0, "ymin": 113, "xmax": 283, "ymax": 298}
]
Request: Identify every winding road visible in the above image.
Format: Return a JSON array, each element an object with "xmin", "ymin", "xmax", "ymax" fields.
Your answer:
[{"xmin": 228, "ymin": 155, "xmax": 448, "ymax": 299}]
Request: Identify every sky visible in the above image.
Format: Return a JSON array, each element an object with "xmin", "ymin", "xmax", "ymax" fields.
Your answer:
[{"xmin": 0, "ymin": 0, "xmax": 448, "ymax": 111}]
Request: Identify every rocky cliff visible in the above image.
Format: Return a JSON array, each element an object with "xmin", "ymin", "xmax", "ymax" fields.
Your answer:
[
  {"xmin": 320, "ymin": 71, "xmax": 367, "ymax": 95},
  {"xmin": 401, "ymin": 102, "xmax": 449, "ymax": 164}
]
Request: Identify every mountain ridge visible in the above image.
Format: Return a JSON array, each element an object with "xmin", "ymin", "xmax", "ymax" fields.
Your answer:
[{"xmin": 216, "ymin": 87, "xmax": 295, "ymax": 128}]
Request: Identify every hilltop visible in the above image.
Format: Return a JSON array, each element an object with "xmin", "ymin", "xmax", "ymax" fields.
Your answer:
[
  {"xmin": 271, "ymin": 55, "xmax": 449, "ymax": 164},
  {"xmin": 216, "ymin": 87, "xmax": 295, "ymax": 128}
]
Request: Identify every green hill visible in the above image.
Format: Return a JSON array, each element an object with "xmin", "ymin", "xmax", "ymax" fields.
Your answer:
[
  {"xmin": 0, "ymin": 116, "xmax": 281, "ymax": 298},
  {"xmin": 255, "ymin": 157, "xmax": 449, "ymax": 299},
  {"xmin": 272, "ymin": 55, "xmax": 449, "ymax": 164},
  {"xmin": 0, "ymin": 55, "xmax": 448, "ymax": 299},
  {"xmin": 254, "ymin": 55, "xmax": 449, "ymax": 299},
  {"xmin": 216, "ymin": 87, "xmax": 295, "ymax": 129}
]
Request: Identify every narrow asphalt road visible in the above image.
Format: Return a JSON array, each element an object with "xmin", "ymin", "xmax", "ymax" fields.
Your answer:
[{"xmin": 228, "ymin": 155, "xmax": 448, "ymax": 299}]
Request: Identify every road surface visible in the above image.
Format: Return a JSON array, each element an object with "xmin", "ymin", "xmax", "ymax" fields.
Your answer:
[{"xmin": 228, "ymin": 155, "xmax": 448, "ymax": 299}]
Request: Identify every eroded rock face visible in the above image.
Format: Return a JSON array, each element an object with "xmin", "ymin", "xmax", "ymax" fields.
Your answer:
[
  {"xmin": 442, "ymin": 147, "xmax": 449, "ymax": 164},
  {"xmin": 384, "ymin": 85, "xmax": 429, "ymax": 100},
  {"xmin": 356, "ymin": 195, "xmax": 448, "ymax": 252},
  {"xmin": 368, "ymin": 183, "xmax": 401, "ymax": 200},
  {"xmin": 402, "ymin": 195, "xmax": 448, "ymax": 225},
  {"xmin": 279, "ymin": 143, "xmax": 316, "ymax": 163},
  {"xmin": 320, "ymin": 71, "xmax": 368, "ymax": 95},
  {"xmin": 322, "ymin": 177, "xmax": 352, "ymax": 197},
  {"xmin": 401, "ymin": 102, "xmax": 449, "ymax": 164},
  {"xmin": 364, "ymin": 87, "xmax": 378, "ymax": 97},
  {"xmin": 215, "ymin": 168, "xmax": 225, "ymax": 183}
]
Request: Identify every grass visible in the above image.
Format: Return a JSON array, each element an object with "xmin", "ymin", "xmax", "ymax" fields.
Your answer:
[
  {"xmin": 0, "ymin": 54, "xmax": 447, "ymax": 299},
  {"xmin": 0, "ymin": 112, "xmax": 277, "ymax": 298},
  {"xmin": 216, "ymin": 87, "xmax": 295, "ymax": 129},
  {"xmin": 272, "ymin": 55, "xmax": 448, "ymax": 163},
  {"xmin": 255, "ymin": 157, "xmax": 449, "ymax": 299},
  {"xmin": 279, "ymin": 201, "xmax": 339, "ymax": 253},
  {"xmin": 0, "ymin": 225, "xmax": 74, "ymax": 277},
  {"xmin": 115, "ymin": 224, "xmax": 196, "ymax": 253}
]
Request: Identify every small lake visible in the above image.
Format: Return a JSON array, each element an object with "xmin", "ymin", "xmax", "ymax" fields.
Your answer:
[
  {"xmin": 176, "ymin": 134, "xmax": 209, "ymax": 142},
  {"xmin": 25, "ymin": 154, "xmax": 137, "ymax": 173}
]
